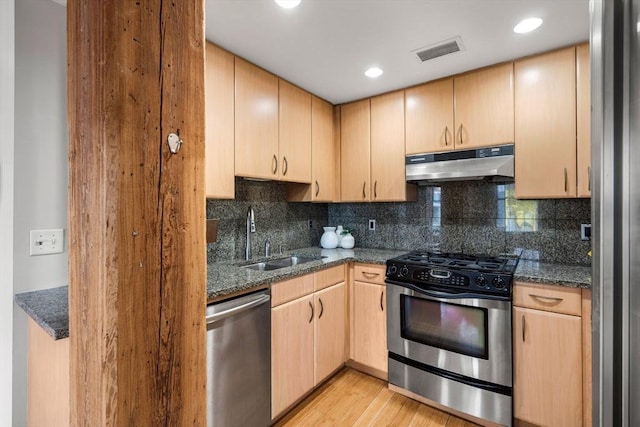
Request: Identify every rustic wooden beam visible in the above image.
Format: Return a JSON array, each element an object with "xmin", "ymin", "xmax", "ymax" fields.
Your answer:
[{"xmin": 67, "ymin": 0, "xmax": 206, "ymax": 425}]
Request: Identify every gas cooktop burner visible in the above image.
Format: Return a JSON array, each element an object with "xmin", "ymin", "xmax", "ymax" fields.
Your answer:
[
  {"xmin": 394, "ymin": 251, "xmax": 518, "ymax": 274},
  {"xmin": 386, "ymin": 251, "xmax": 520, "ymax": 296}
]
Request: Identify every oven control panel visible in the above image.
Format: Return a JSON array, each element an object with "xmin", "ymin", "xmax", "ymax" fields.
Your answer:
[{"xmin": 386, "ymin": 262, "xmax": 512, "ymax": 295}]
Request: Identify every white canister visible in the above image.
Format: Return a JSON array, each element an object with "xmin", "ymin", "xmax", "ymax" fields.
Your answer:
[
  {"xmin": 320, "ymin": 227, "xmax": 339, "ymax": 249},
  {"xmin": 340, "ymin": 232, "xmax": 355, "ymax": 249}
]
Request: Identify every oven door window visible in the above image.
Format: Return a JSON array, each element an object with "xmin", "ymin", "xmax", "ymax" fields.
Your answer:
[{"xmin": 400, "ymin": 295, "xmax": 489, "ymax": 359}]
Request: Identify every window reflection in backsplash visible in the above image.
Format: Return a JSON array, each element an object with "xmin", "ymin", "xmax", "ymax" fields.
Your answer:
[{"xmin": 496, "ymin": 184, "xmax": 539, "ymax": 232}]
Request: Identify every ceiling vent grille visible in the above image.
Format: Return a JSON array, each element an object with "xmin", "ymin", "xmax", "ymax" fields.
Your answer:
[{"xmin": 413, "ymin": 37, "xmax": 464, "ymax": 62}]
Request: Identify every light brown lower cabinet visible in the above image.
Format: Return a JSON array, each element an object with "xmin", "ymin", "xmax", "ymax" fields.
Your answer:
[
  {"xmin": 271, "ymin": 266, "xmax": 346, "ymax": 419},
  {"xmin": 513, "ymin": 281, "xmax": 591, "ymax": 427},
  {"xmin": 27, "ymin": 318, "xmax": 70, "ymax": 426},
  {"xmin": 350, "ymin": 263, "xmax": 387, "ymax": 378}
]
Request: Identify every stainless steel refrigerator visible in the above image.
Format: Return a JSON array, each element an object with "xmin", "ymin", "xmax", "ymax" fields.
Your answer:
[{"xmin": 592, "ymin": 0, "xmax": 640, "ymax": 425}]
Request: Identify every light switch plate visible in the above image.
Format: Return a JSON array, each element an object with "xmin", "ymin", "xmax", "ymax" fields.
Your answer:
[
  {"xmin": 29, "ymin": 229, "xmax": 64, "ymax": 256},
  {"xmin": 581, "ymin": 223, "xmax": 592, "ymax": 241},
  {"xmin": 368, "ymin": 219, "xmax": 376, "ymax": 231}
]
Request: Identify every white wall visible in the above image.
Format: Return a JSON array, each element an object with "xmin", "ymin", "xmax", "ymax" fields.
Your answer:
[
  {"xmin": 13, "ymin": 1, "xmax": 68, "ymax": 425},
  {"xmin": 0, "ymin": 0, "xmax": 15, "ymax": 425}
]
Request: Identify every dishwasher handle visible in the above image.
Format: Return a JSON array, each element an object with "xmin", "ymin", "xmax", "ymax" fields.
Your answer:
[{"xmin": 206, "ymin": 293, "xmax": 270, "ymax": 325}]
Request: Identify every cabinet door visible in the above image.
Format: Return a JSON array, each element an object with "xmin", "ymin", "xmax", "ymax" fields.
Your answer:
[
  {"xmin": 284, "ymin": 96, "xmax": 335, "ymax": 202},
  {"xmin": 513, "ymin": 306, "xmax": 582, "ymax": 426},
  {"xmin": 279, "ymin": 80, "xmax": 312, "ymax": 183},
  {"xmin": 234, "ymin": 57, "xmax": 279, "ymax": 180},
  {"xmin": 340, "ymin": 99, "xmax": 371, "ymax": 201},
  {"xmin": 352, "ymin": 281, "xmax": 387, "ymax": 373},
  {"xmin": 271, "ymin": 294, "xmax": 315, "ymax": 418},
  {"xmin": 312, "ymin": 96, "xmax": 335, "ymax": 201},
  {"xmin": 370, "ymin": 90, "xmax": 408, "ymax": 201},
  {"xmin": 454, "ymin": 62, "xmax": 514, "ymax": 149},
  {"xmin": 314, "ymin": 282, "xmax": 346, "ymax": 384},
  {"xmin": 205, "ymin": 43, "xmax": 235, "ymax": 199},
  {"xmin": 405, "ymin": 78, "xmax": 454, "ymax": 155},
  {"xmin": 515, "ymin": 47, "xmax": 577, "ymax": 198},
  {"xmin": 577, "ymin": 43, "xmax": 591, "ymax": 198}
]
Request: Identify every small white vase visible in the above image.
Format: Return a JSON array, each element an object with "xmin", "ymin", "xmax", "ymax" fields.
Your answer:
[
  {"xmin": 340, "ymin": 232, "xmax": 355, "ymax": 249},
  {"xmin": 320, "ymin": 227, "xmax": 339, "ymax": 249}
]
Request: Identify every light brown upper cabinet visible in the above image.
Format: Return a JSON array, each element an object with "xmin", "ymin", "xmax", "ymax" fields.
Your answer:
[
  {"xmin": 234, "ymin": 57, "xmax": 279, "ymax": 180},
  {"xmin": 515, "ymin": 47, "xmax": 579, "ymax": 198},
  {"xmin": 278, "ymin": 80, "xmax": 312, "ymax": 183},
  {"xmin": 405, "ymin": 78, "xmax": 455, "ymax": 155},
  {"xmin": 405, "ymin": 63, "xmax": 514, "ymax": 154},
  {"xmin": 370, "ymin": 91, "xmax": 415, "ymax": 201},
  {"xmin": 234, "ymin": 60, "xmax": 312, "ymax": 183},
  {"xmin": 205, "ymin": 42, "xmax": 235, "ymax": 199},
  {"xmin": 577, "ymin": 43, "xmax": 591, "ymax": 198},
  {"xmin": 340, "ymin": 99, "xmax": 371, "ymax": 201},
  {"xmin": 286, "ymin": 95, "xmax": 335, "ymax": 201},
  {"xmin": 340, "ymin": 93, "xmax": 416, "ymax": 202},
  {"xmin": 454, "ymin": 63, "xmax": 515, "ymax": 149}
]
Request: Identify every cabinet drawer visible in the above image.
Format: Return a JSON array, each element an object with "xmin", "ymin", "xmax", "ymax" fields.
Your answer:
[
  {"xmin": 514, "ymin": 281, "xmax": 582, "ymax": 316},
  {"xmin": 314, "ymin": 264, "xmax": 345, "ymax": 291},
  {"xmin": 271, "ymin": 274, "xmax": 314, "ymax": 307},
  {"xmin": 353, "ymin": 264, "xmax": 386, "ymax": 285}
]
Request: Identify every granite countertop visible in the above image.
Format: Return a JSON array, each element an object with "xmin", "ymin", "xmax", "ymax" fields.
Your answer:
[
  {"xmin": 514, "ymin": 260, "xmax": 591, "ymax": 288},
  {"xmin": 15, "ymin": 246, "xmax": 591, "ymax": 340},
  {"xmin": 14, "ymin": 285, "xmax": 69, "ymax": 340},
  {"xmin": 206, "ymin": 247, "xmax": 407, "ymax": 301}
]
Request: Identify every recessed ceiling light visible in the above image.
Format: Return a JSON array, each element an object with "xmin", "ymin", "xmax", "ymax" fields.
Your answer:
[
  {"xmin": 365, "ymin": 67, "xmax": 383, "ymax": 78},
  {"xmin": 514, "ymin": 17, "xmax": 543, "ymax": 34},
  {"xmin": 275, "ymin": 0, "xmax": 301, "ymax": 9}
]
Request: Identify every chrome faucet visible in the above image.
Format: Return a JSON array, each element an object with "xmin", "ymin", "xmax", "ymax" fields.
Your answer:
[{"xmin": 245, "ymin": 206, "xmax": 255, "ymax": 261}]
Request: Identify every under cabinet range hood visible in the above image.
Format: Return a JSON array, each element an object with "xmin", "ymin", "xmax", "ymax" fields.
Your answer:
[{"xmin": 405, "ymin": 144, "xmax": 514, "ymax": 184}]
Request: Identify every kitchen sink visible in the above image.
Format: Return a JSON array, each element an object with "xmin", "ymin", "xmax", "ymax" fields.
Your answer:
[{"xmin": 242, "ymin": 255, "xmax": 324, "ymax": 271}]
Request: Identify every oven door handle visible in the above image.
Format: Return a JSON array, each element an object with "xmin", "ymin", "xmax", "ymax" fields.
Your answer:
[{"xmin": 385, "ymin": 279, "xmax": 510, "ymax": 302}]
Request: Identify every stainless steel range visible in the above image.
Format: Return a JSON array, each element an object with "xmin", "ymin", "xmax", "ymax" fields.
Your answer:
[{"xmin": 385, "ymin": 251, "xmax": 519, "ymax": 427}]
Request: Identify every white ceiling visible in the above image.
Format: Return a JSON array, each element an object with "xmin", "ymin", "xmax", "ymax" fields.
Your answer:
[{"xmin": 205, "ymin": 0, "xmax": 590, "ymax": 104}]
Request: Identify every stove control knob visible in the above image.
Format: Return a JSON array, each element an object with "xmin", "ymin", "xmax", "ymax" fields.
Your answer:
[
  {"xmin": 475, "ymin": 276, "xmax": 488, "ymax": 287},
  {"xmin": 388, "ymin": 265, "xmax": 398, "ymax": 275},
  {"xmin": 493, "ymin": 277, "xmax": 506, "ymax": 289},
  {"xmin": 399, "ymin": 266, "xmax": 409, "ymax": 277}
]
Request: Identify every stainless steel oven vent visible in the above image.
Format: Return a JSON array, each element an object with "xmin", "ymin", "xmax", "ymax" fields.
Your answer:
[{"xmin": 413, "ymin": 37, "xmax": 464, "ymax": 62}]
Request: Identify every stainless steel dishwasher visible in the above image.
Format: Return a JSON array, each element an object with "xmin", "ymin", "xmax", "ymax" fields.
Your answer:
[{"xmin": 206, "ymin": 289, "xmax": 271, "ymax": 427}]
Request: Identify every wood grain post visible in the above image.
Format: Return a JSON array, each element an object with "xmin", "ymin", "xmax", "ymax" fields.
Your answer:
[{"xmin": 67, "ymin": 0, "xmax": 206, "ymax": 425}]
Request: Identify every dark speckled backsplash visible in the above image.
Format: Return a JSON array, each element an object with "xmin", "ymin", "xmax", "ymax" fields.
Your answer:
[
  {"xmin": 206, "ymin": 178, "xmax": 328, "ymax": 262},
  {"xmin": 207, "ymin": 179, "xmax": 591, "ymax": 265},
  {"xmin": 329, "ymin": 181, "xmax": 592, "ymax": 265}
]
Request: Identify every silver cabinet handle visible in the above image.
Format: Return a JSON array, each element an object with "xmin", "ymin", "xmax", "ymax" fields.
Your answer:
[
  {"xmin": 272, "ymin": 155, "xmax": 278, "ymax": 175},
  {"xmin": 444, "ymin": 126, "xmax": 449, "ymax": 146},
  {"xmin": 282, "ymin": 156, "xmax": 288, "ymax": 176},
  {"xmin": 529, "ymin": 294, "xmax": 564, "ymax": 304},
  {"xmin": 362, "ymin": 181, "xmax": 367, "ymax": 199},
  {"xmin": 588, "ymin": 166, "xmax": 591, "ymax": 192},
  {"xmin": 458, "ymin": 124, "xmax": 463, "ymax": 145},
  {"xmin": 318, "ymin": 298, "xmax": 324, "ymax": 319},
  {"xmin": 308, "ymin": 301, "xmax": 314, "ymax": 323},
  {"xmin": 564, "ymin": 168, "xmax": 568, "ymax": 192},
  {"xmin": 379, "ymin": 290, "xmax": 384, "ymax": 311},
  {"xmin": 315, "ymin": 180, "xmax": 320, "ymax": 197},
  {"xmin": 206, "ymin": 294, "xmax": 270, "ymax": 325},
  {"xmin": 362, "ymin": 271, "xmax": 380, "ymax": 278},
  {"xmin": 522, "ymin": 315, "xmax": 525, "ymax": 342}
]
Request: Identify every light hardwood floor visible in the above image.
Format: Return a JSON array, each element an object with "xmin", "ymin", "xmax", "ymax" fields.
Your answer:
[{"xmin": 274, "ymin": 368, "xmax": 479, "ymax": 426}]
